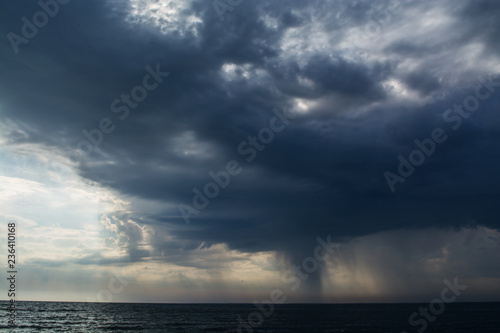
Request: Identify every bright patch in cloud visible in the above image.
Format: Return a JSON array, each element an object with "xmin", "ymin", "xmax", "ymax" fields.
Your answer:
[{"xmin": 115, "ymin": 0, "xmax": 202, "ymax": 36}]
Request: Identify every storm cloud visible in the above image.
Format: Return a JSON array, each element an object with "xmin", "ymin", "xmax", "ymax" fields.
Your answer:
[{"xmin": 1, "ymin": 0, "xmax": 500, "ymax": 302}]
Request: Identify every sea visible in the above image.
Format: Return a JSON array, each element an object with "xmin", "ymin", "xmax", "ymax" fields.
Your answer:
[{"xmin": 1, "ymin": 301, "xmax": 499, "ymax": 332}]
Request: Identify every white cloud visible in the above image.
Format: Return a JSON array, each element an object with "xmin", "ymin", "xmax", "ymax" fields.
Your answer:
[{"xmin": 110, "ymin": 0, "xmax": 203, "ymax": 37}]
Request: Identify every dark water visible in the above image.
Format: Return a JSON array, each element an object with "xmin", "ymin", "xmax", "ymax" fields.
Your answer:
[{"xmin": 1, "ymin": 301, "xmax": 499, "ymax": 332}]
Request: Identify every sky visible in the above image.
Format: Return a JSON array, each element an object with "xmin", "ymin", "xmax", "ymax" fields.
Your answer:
[{"xmin": 1, "ymin": 0, "xmax": 500, "ymax": 303}]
